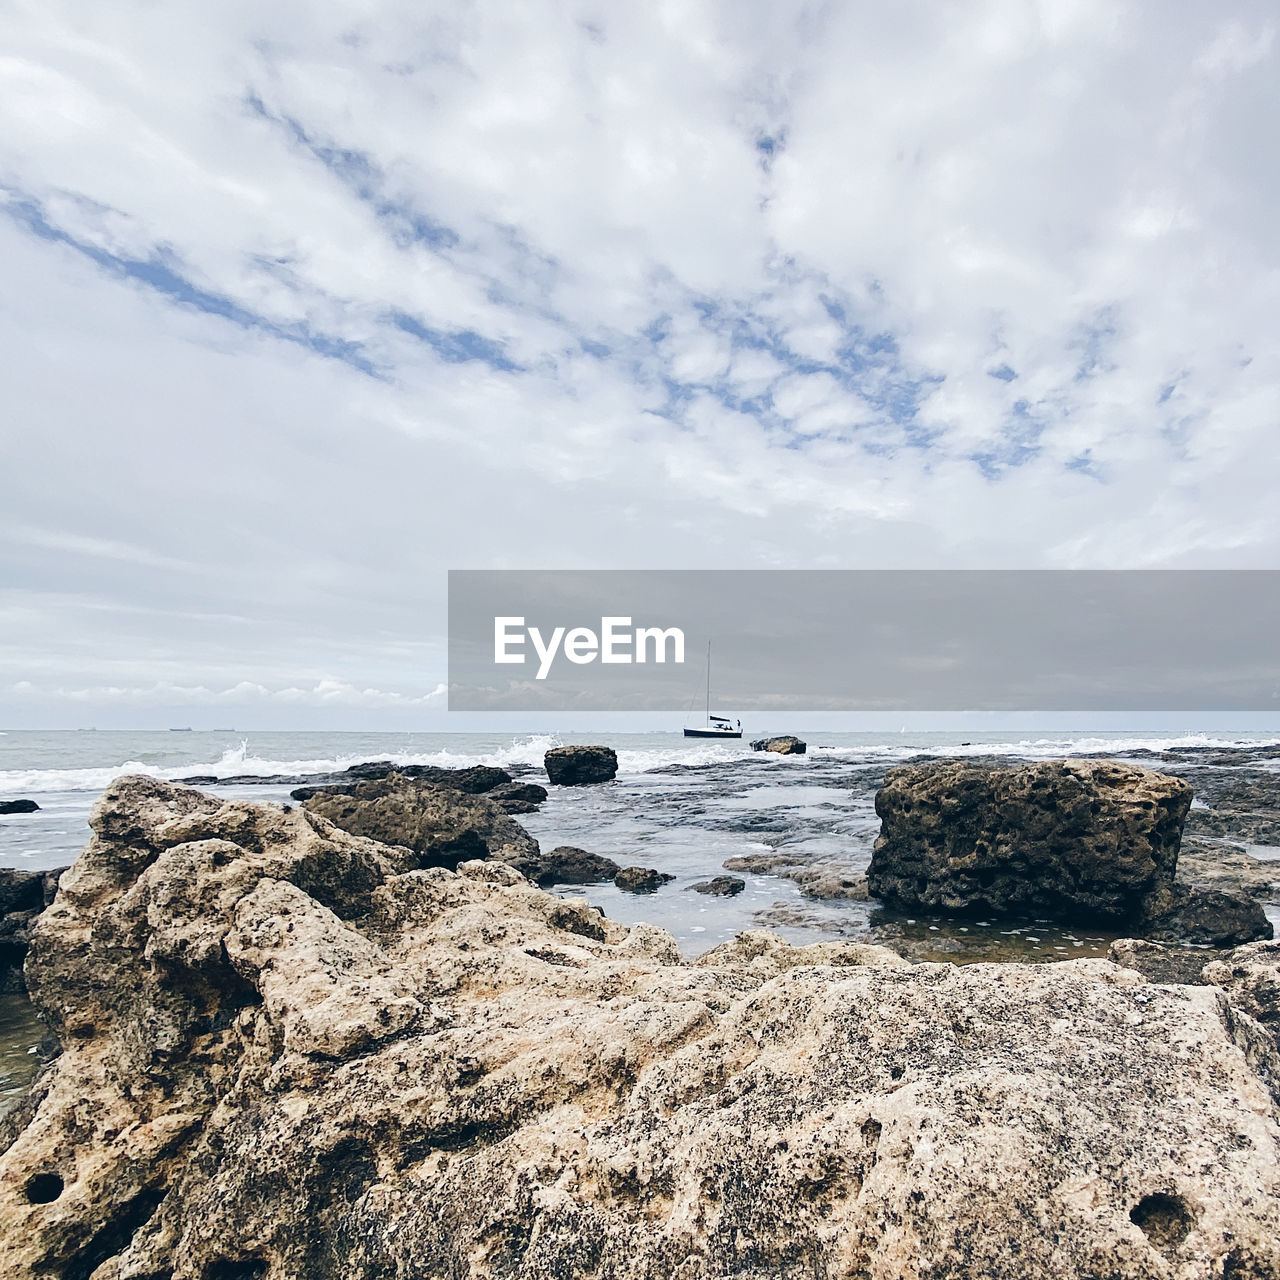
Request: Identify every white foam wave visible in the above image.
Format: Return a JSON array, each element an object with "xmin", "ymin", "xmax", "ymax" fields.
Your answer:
[
  {"xmin": 810, "ymin": 732, "xmax": 1280, "ymax": 762},
  {"xmin": 2, "ymin": 732, "xmax": 1277, "ymax": 798}
]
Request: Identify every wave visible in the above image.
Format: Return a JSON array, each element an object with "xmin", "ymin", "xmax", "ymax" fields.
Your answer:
[{"xmin": 811, "ymin": 732, "xmax": 1280, "ymax": 762}]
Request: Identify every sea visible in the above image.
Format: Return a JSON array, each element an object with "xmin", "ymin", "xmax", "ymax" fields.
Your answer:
[{"xmin": 3, "ymin": 727, "xmax": 1280, "ymax": 1113}]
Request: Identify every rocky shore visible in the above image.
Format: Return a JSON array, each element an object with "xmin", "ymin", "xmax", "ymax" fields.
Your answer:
[{"xmin": 1, "ymin": 767, "xmax": 1279, "ymax": 1278}]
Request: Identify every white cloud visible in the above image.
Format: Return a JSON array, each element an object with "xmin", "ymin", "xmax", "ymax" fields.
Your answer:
[{"xmin": 1, "ymin": 0, "xmax": 1278, "ymax": 724}]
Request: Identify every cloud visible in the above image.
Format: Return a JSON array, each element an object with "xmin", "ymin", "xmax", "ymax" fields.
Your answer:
[{"xmin": 1, "ymin": 0, "xmax": 1278, "ymax": 724}]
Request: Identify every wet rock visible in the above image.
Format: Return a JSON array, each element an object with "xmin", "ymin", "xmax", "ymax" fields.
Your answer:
[
  {"xmin": 1107, "ymin": 938, "xmax": 1222, "ymax": 986},
  {"xmin": 0, "ymin": 869, "xmax": 65, "ymax": 995},
  {"xmin": 1176, "ymin": 838, "xmax": 1280, "ymax": 900},
  {"xmin": 613, "ymin": 866, "xmax": 675, "ymax": 893},
  {"xmin": 750, "ymin": 735, "xmax": 807, "ymax": 755},
  {"xmin": 722, "ymin": 852, "xmax": 806, "ymax": 874},
  {"xmin": 788, "ymin": 868, "xmax": 871, "ymax": 900},
  {"xmin": 544, "ymin": 745, "xmax": 618, "ymax": 785},
  {"xmin": 4, "ymin": 783, "xmax": 1280, "ymax": 1279},
  {"xmin": 1136, "ymin": 882, "xmax": 1272, "ymax": 949},
  {"xmin": 512, "ymin": 845, "xmax": 621, "ymax": 887},
  {"xmin": 486, "ymin": 781, "xmax": 548, "ymax": 815},
  {"xmin": 293, "ymin": 764, "xmax": 513, "ymax": 803},
  {"xmin": 689, "ymin": 875, "xmax": 746, "ymax": 896},
  {"xmin": 301, "ymin": 774, "xmax": 538, "ymax": 871},
  {"xmin": 0, "ymin": 800, "xmax": 39, "ymax": 815},
  {"xmin": 868, "ymin": 758, "xmax": 1193, "ymax": 923}
]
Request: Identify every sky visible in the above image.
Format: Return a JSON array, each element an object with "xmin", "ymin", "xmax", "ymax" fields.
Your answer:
[{"xmin": 1, "ymin": 0, "xmax": 1278, "ymax": 729}]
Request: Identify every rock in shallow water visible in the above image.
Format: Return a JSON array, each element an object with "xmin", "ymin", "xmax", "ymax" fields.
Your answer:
[
  {"xmin": 750, "ymin": 735, "xmax": 807, "ymax": 755},
  {"xmin": 543, "ymin": 745, "xmax": 618, "ymax": 785},
  {"xmin": 613, "ymin": 866, "xmax": 676, "ymax": 893},
  {"xmin": 689, "ymin": 875, "xmax": 746, "ymax": 896},
  {"xmin": 302, "ymin": 774, "xmax": 538, "ymax": 870},
  {"xmin": 868, "ymin": 758, "xmax": 1193, "ymax": 922},
  {"xmin": 511, "ymin": 845, "xmax": 621, "ymax": 886},
  {"xmin": 2, "ymin": 778, "xmax": 1280, "ymax": 1279},
  {"xmin": 0, "ymin": 800, "xmax": 39, "ymax": 815}
]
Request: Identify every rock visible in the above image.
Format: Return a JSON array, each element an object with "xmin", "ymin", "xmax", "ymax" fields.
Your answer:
[
  {"xmin": 1176, "ymin": 838, "xmax": 1280, "ymax": 900},
  {"xmin": 0, "ymin": 800, "xmax": 39, "ymax": 815},
  {"xmin": 1107, "ymin": 938, "xmax": 1223, "ymax": 986},
  {"xmin": 544, "ymin": 745, "xmax": 618, "ymax": 785},
  {"xmin": 750, "ymin": 735, "xmax": 807, "ymax": 755},
  {"xmin": 1136, "ymin": 882, "xmax": 1272, "ymax": 949},
  {"xmin": 3, "ymin": 783, "xmax": 1280, "ymax": 1279},
  {"xmin": 485, "ymin": 781, "xmax": 548, "ymax": 815},
  {"xmin": 0, "ymin": 869, "xmax": 65, "ymax": 995},
  {"xmin": 613, "ymin": 866, "xmax": 675, "ymax": 893},
  {"xmin": 511, "ymin": 845, "xmax": 621, "ymax": 887},
  {"xmin": 302, "ymin": 774, "xmax": 538, "ymax": 870},
  {"xmin": 868, "ymin": 758, "xmax": 1193, "ymax": 923},
  {"xmin": 1203, "ymin": 940, "xmax": 1280, "ymax": 1045},
  {"xmin": 293, "ymin": 764, "xmax": 514, "ymax": 803},
  {"xmin": 787, "ymin": 868, "xmax": 872, "ymax": 900},
  {"xmin": 689, "ymin": 875, "xmax": 746, "ymax": 896}
]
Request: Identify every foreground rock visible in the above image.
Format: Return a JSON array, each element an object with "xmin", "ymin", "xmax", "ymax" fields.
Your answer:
[
  {"xmin": 750, "ymin": 735, "xmax": 807, "ymax": 755},
  {"xmin": 302, "ymin": 775, "xmax": 538, "ymax": 870},
  {"xmin": 543, "ymin": 745, "xmax": 618, "ymax": 785},
  {"xmin": 0, "ymin": 870, "xmax": 65, "ymax": 995},
  {"xmin": 870, "ymin": 759, "xmax": 1192, "ymax": 920},
  {"xmin": 3, "ymin": 779, "xmax": 1280, "ymax": 1279},
  {"xmin": 0, "ymin": 800, "xmax": 39, "ymax": 815}
]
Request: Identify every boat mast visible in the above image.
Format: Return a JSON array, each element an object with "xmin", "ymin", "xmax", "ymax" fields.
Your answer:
[{"xmin": 705, "ymin": 640, "xmax": 711, "ymax": 723}]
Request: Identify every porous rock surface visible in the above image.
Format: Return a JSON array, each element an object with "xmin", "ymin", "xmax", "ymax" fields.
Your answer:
[
  {"xmin": 0, "ymin": 868, "xmax": 66, "ymax": 995},
  {"xmin": 869, "ymin": 759, "xmax": 1195, "ymax": 922},
  {"xmin": 543, "ymin": 745, "xmax": 618, "ymax": 785},
  {"xmin": 301, "ymin": 774, "xmax": 539, "ymax": 870},
  {"xmin": 750, "ymin": 736, "xmax": 807, "ymax": 755},
  {"xmin": 2, "ymin": 779, "xmax": 1280, "ymax": 1279}
]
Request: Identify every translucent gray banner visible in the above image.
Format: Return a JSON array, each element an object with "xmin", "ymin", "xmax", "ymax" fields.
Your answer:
[{"xmin": 447, "ymin": 570, "xmax": 1280, "ymax": 711}]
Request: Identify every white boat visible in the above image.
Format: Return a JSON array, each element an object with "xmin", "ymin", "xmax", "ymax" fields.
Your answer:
[{"xmin": 683, "ymin": 642, "xmax": 742, "ymax": 739}]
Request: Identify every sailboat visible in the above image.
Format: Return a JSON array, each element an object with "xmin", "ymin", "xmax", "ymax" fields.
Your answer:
[{"xmin": 683, "ymin": 641, "xmax": 742, "ymax": 739}]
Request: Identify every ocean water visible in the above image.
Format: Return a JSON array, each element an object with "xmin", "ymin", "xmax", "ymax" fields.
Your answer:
[{"xmin": 6, "ymin": 727, "xmax": 1279, "ymax": 871}]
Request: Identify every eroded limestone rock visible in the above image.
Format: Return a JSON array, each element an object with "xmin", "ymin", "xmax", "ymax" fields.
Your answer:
[
  {"xmin": 2, "ymin": 778, "xmax": 1280, "ymax": 1280},
  {"xmin": 868, "ymin": 759, "xmax": 1193, "ymax": 921}
]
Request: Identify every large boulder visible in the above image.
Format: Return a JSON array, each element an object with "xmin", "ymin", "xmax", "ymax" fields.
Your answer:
[
  {"xmin": 544, "ymin": 745, "xmax": 618, "ymax": 785},
  {"xmin": 3, "ymin": 779, "xmax": 1280, "ymax": 1279},
  {"xmin": 0, "ymin": 800, "xmax": 39, "ymax": 815},
  {"xmin": 868, "ymin": 759, "xmax": 1194, "ymax": 922},
  {"xmin": 301, "ymin": 773, "xmax": 538, "ymax": 870},
  {"xmin": 750, "ymin": 735, "xmax": 807, "ymax": 755}
]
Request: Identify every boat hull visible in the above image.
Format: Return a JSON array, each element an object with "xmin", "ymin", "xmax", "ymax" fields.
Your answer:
[{"xmin": 683, "ymin": 728, "xmax": 743, "ymax": 738}]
